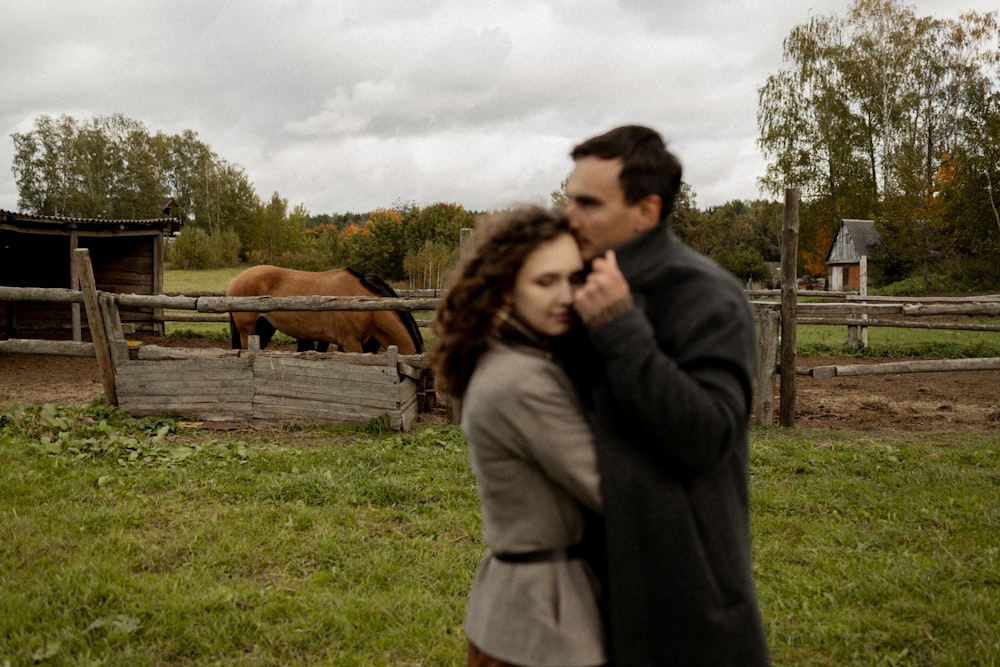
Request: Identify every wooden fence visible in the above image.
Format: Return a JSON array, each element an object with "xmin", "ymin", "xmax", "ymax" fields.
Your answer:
[{"xmin": 2, "ymin": 258, "xmax": 999, "ymax": 428}]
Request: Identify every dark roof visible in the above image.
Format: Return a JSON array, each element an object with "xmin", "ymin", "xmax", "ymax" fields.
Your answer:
[
  {"xmin": 0, "ymin": 209, "xmax": 183, "ymax": 234},
  {"xmin": 842, "ymin": 219, "xmax": 884, "ymax": 257}
]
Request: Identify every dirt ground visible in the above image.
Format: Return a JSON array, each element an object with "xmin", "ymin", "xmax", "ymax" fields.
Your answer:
[{"xmin": 1, "ymin": 339, "xmax": 998, "ymax": 432}]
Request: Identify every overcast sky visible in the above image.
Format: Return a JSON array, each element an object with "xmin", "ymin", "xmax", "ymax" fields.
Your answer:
[{"xmin": 2, "ymin": 1, "xmax": 995, "ymax": 216}]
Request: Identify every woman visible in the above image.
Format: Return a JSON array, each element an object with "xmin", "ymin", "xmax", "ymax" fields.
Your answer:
[{"xmin": 432, "ymin": 206, "xmax": 605, "ymax": 667}]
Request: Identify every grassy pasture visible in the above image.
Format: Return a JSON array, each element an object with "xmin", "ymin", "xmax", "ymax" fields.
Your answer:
[{"xmin": 1, "ymin": 401, "xmax": 998, "ymax": 666}]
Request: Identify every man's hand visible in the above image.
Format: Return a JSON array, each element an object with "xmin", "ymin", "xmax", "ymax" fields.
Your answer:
[{"xmin": 574, "ymin": 250, "xmax": 635, "ymax": 328}]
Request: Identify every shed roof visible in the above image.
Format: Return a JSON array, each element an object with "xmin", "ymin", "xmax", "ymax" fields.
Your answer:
[
  {"xmin": 842, "ymin": 219, "xmax": 883, "ymax": 256},
  {"xmin": 0, "ymin": 209, "xmax": 182, "ymax": 234},
  {"xmin": 826, "ymin": 218, "xmax": 886, "ymax": 264}
]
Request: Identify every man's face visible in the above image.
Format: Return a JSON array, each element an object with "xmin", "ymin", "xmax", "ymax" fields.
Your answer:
[{"xmin": 565, "ymin": 156, "xmax": 651, "ymax": 261}]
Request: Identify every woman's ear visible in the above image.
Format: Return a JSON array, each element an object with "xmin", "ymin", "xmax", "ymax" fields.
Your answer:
[{"xmin": 493, "ymin": 296, "xmax": 513, "ymax": 326}]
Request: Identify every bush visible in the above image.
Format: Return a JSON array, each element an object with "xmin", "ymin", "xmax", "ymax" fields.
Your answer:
[{"xmin": 166, "ymin": 227, "xmax": 240, "ymax": 269}]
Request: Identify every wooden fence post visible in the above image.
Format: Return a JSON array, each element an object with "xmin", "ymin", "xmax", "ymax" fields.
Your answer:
[
  {"xmin": 860, "ymin": 254, "xmax": 869, "ymax": 348},
  {"xmin": 99, "ymin": 293, "xmax": 129, "ymax": 365},
  {"xmin": 752, "ymin": 307, "xmax": 779, "ymax": 426},
  {"xmin": 779, "ymin": 188, "xmax": 799, "ymax": 427},
  {"xmin": 74, "ymin": 248, "xmax": 118, "ymax": 405}
]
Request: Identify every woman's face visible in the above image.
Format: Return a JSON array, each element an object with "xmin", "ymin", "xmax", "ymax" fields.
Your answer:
[{"xmin": 511, "ymin": 233, "xmax": 584, "ymax": 338}]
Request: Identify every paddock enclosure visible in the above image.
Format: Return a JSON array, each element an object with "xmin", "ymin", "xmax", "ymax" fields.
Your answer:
[{"xmin": 1, "ymin": 249, "xmax": 436, "ymax": 430}]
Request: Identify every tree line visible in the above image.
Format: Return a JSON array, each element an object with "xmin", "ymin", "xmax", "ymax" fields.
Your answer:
[{"xmin": 10, "ymin": 113, "xmax": 474, "ymax": 289}]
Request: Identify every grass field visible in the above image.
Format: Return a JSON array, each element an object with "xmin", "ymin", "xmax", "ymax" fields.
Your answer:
[{"xmin": 1, "ymin": 402, "xmax": 998, "ymax": 666}]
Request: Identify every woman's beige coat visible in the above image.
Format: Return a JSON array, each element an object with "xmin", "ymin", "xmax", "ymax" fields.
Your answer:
[{"xmin": 461, "ymin": 340, "xmax": 605, "ymax": 667}]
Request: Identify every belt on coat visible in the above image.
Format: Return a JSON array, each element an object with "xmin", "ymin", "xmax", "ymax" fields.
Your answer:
[{"xmin": 491, "ymin": 543, "xmax": 588, "ymax": 564}]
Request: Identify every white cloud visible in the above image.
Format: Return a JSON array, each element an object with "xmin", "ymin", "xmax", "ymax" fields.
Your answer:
[{"xmin": 1, "ymin": 0, "xmax": 996, "ymax": 214}]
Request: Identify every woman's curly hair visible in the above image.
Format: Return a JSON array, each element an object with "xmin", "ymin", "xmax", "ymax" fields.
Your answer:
[{"xmin": 431, "ymin": 205, "xmax": 573, "ymax": 398}]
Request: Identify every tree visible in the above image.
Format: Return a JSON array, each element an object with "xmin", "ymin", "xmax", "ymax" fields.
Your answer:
[
  {"xmin": 12, "ymin": 114, "xmax": 165, "ymax": 218},
  {"xmin": 348, "ymin": 208, "xmax": 406, "ymax": 278},
  {"xmin": 398, "ymin": 203, "xmax": 475, "ymax": 287}
]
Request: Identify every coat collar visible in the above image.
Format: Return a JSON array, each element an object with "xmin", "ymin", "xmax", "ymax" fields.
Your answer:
[{"xmin": 613, "ymin": 221, "xmax": 672, "ymax": 288}]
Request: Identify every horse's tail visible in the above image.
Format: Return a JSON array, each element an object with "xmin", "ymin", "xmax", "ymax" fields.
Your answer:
[
  {"xmin": 229, "ymin": 314, "xmax": 240, "ymax": 349},
  {"xmin": 359, "ymin": 272, "xmax": 425, "ymax": 353}
]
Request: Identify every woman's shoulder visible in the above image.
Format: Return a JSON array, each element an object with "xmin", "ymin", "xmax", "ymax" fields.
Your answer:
[{"xmin": 466, "ymin": 344, "xmax": 563, "ymax": 402}]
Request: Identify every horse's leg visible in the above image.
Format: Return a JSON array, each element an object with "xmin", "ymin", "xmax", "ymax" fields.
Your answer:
[
  {"xmin": 315, "ymin": 342, "xmax": 330, "ymax": 353},
  {"xmin": 229, "ymin": 315, "xmax": 241, "ymax": 350},
  {"xmin": 254, "ymin": 316, "xmax": 277, "ymax": 349},
  {"xmin": 337, "ymin": 338, "xmax": 364, "ymax": 353},
  {"xmin": 361, "ymin": 338, "xmax": 382, "ymax": 353},
  {"xmin": 231, "ymin": 313, "xmax": 256, "ymax": 349},
  {"xmin": 296, "ymin": 340, "xmax": 316, "ymax": 352}
]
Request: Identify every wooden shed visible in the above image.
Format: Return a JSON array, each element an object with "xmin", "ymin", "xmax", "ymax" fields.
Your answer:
[
  {"xmin": 825, "ymin": 219, "xmax": 885, "ymax": 291},
  {"xmin": 1, "ymin": 209, "xmax": 182, "ymax": 340}
]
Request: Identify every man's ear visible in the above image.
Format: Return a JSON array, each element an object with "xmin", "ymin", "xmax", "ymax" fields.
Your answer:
[{"xmin": 635, "ymin": 194, "xmax": 662, "ymax": 233}]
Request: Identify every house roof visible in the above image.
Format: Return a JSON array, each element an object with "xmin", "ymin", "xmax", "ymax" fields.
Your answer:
[{"xmin": 0, "ymin": 209, "xmax": 183, "ymax": 234}]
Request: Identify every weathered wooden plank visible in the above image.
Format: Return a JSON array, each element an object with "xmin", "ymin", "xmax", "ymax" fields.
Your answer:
[
  {"xmin": 136, "ymin": 346, "xmax": 245, "ymax": 361},
  {"xmin": 115, "ymin": 294, "xmax": 200, "ymax": 309},
  {"xmin": 75, "ymin": 248, "xmax": 117, "ymax": 405},
  {"xmin": 797, "ymin": 317, "xmax": 1000, "ymax": 331},
  {"xmin": 0, "ymin": 339, "xmax": 95, "ymax": 356},
  {"xmin": 752, "ymin": 308, "xmax": 779, "ymax": 427},
  {"xmin": 197, "ymin": 295, "xmax": 440, "ymax": 313},
  {"xmin": 115, "ymin": 379, "xmax": 251, "ymax": 398},
  {"xmin": 0, "ymin": 286, "xmax": 83, "ymax": 303},
  {"xmin": 902, "ymin": 303, "xmax": 1000, "ymax": 317},
  {"xmin": 120, "ymin": 395, "xmax": 253, "ymax": 411},
  {"xmin": 252, "ymin": 397, "xmax": 399, "ymax": 426},
  {"xmin": 399, "ymin": 398, "xmax": 418, "ymax": 431},
  {"xmin": 254, "ymin": 383, "xmax": 406, "ymax": 411},
  {"xmin": 848, "ymin": 293, "xmax": 1000, "ymax": 303},
  {"xmin": 116, "ymin": 358, "xmax": 253, "ymax": 377},
  {"xmin": 810, "ymin": 357, "xmax": 1000, "ymax": 378},
  {"xmin": 796, "ymin": 302, "xmax": 902, "ymax": 315},
  {"xmin": 122, "ymin": 403, "xmax": 252, "ymax": 419},
  {"xmin": 253, "ymin": 357, "xmax": 399, "ymax": 384}
]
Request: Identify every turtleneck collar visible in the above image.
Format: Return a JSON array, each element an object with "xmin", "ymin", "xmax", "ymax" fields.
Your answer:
[{"xmin": 490, "ymin": 312, "xmax": 551, "ymax": 354}]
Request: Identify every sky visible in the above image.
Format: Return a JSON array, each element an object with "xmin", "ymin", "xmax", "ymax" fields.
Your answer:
[{"xmin": 1, "ymin": 0, "xmax": 996, "ymax": 217}]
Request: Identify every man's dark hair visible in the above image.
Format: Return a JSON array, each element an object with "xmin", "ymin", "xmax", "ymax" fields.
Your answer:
[{"xmin": 571, "ymin": 125, "xmax": 683, "ymax": 223}]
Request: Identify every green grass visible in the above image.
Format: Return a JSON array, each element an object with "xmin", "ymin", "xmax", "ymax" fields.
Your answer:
[
  {"xmin": 751, "ymin": 428, "xmax": 1000, "ymax": 665},
  {"xmin": 2, "ymin": 401, "xmax": 998, "ymax": 665},
  {"xmin": 0, "ymin": 403, "xmax": 479, "ymax": 666},
  {"xmin": 796, "ymin": 323, "xmax": 1000, "ymax": 358},
  {"xmin": 163, "ymin": 267, "xmax": 244, "ymax": 294}
]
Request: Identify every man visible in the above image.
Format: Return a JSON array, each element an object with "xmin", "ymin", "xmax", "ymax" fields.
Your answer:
[{"xmin": 567, "ymin": 125, "xmax": 771, "ymax": 665}]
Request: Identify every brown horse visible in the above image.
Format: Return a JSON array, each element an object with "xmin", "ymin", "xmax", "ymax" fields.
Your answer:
[{"xmin": 226, "ymin": 265, "xmax": 424, "ymax": 355}]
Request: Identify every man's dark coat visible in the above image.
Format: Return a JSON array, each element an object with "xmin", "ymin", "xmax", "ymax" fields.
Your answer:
[{"xmin": 583, "ymin": 222, "xmax": 771, "ymax": 665}]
